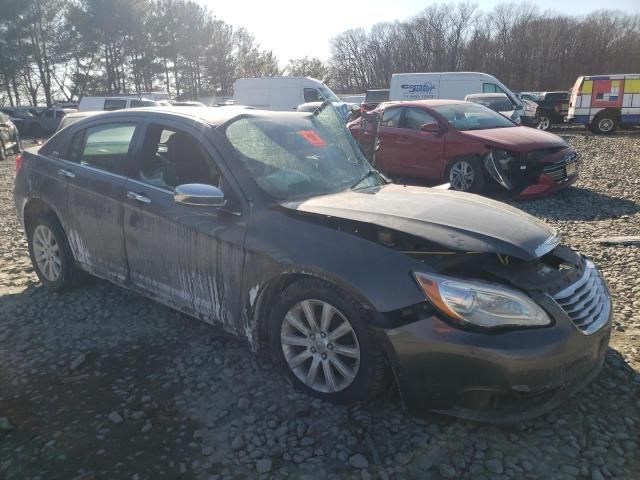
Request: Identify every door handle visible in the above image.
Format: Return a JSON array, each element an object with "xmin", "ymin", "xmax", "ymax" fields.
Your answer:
[
  {"xmin": 127, "ymin": 191, "xmax": 151, "ymax": 204},
  {"xmin": 57, "ymin": 168, "xmax": 76, "ymax": 179}
]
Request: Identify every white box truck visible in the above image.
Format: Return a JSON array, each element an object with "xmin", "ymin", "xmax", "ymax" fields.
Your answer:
[
  {"xmin": 390, "ymin": 72, "xmax": 524, "ymax": 117},
  {"xmin": 233, "ymin": 77, "xmax": 349, "ymax": 119}
]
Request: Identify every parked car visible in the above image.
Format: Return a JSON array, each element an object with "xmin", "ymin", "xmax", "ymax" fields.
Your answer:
[
  {"xmin": 349, "ymin": 100, "xmax": 578, "ymax": 198},
  {"xmin": 389, "ymin": 72, "xmax": 525, "ymax": 120},
  {"xmin": 31, "ymin": 107, "xmax": 77, "ymax": 134},
  {"xmin": 0, "ymin": 108, "xmax": 38, "ymax": 133},
  {"xmin": 78, "ymin": 96, "xmax": 159, "ymax": 111},
  {"xmin": 14, "ymin": 103, "xmax": 611, "ymax": 422},
  {"xmin": 464, "ymin": 93, "xmax": 522, "ymax": 125},
  {"xmin": 0, "ymin": 108, "xmax": 26, "ymax": 132},
  {"xmin": 169, "ymin": 100, "xmax": 207, "ymax": 107},
  {"xmin": 55, "ymin": 111, "xmax": 104, "ymax": 132},
  {"xmin": 519, "ymin": 92, "xmax": 542, "ymax": 102},
  {"xmin": 515, "ymin": 93, "xmax": 539, "ymax": 126},
  {"xmin": 533, "ymin": 91, "xmax": 569, "ymax": 131},
  {"xmin": 567, "ymin": 74, "xmax": 640, "ymax": 134},
  {"xmin": 0, "ymin": 112, "xmax": 20, "ymax": 160},
  {"xmin": 233, "ymin": 76, "xmax": 349, "ymax": 120},
  {"xmin": 360, "ymin": 89, "xmax": 390, "ymax": 114}
]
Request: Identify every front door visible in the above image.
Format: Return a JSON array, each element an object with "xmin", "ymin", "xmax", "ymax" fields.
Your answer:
[
  {"xmin": 62, "ymin": 122, "xmax": 138, "ymax": 282},
  {"xmin": 123, "ymin": 122, "xmax": 247, "ymax": 331},
  {"xmin": 393, "ymin": 107, "xmax": 445, "ymax": 180}
]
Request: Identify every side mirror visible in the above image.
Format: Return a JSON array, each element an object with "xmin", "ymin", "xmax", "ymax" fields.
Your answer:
[
  {"xmin": 174, "ymin": 183, "xmax": 226, "ymax": 207},
  {"xmin": 420, "ymin": 122, "xmax": 441, "ymax": 133}
]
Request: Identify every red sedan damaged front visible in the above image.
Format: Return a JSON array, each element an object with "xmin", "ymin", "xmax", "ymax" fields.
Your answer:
[{"xmin": 349, "ymin": 100, "xmax": 578, "ymax": 198}]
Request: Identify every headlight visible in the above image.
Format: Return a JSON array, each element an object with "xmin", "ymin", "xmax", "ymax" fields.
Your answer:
[{"xmin": 413, "ymin": 272, "xmax": 551, "ymax": 329}]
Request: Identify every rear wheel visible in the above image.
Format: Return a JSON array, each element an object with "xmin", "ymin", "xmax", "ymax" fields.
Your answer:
[
  {"xmin": 27, "ymin": 214, "xmax": 77, "ymax": 291},
  {"xmin": 268, "ymin": 278, "xmax": 390, "ymax": 404},
  {"xmin": 536, "ymin": 113, "xmax": 551, "ymax": 131},
  {"xmin": 447, "ymin": 157, "xmax": 485, "ymax": 193},
  {"xmin": 592, "ymin": 113, "xmax": 617, "ymax": 134}
]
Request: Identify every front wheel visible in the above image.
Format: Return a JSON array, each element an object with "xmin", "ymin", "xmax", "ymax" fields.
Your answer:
[
  {"xmin": 447, "ymin": 157, "xmax": 485, "ymax": 193},
  {"xmin": 27, "ymin": 214, "xmax": 77, "ymax": 290},
  {"xmin": 268, "ymin": 278, "xmax": 390, "ymax": 404}
]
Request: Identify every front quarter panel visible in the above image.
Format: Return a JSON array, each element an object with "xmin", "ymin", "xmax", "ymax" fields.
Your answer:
[{"xmin": 242, "ymin": 206, "xmax": 429, "ymax": 348}]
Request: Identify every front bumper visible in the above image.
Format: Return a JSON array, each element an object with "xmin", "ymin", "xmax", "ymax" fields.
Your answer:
[
  {"xmin": 381, "ymin": 296, "xmax": 611, "ymax": 423},
  {"xmin": 515, "ymin": 171, "xmax": 578, "ymax": 199}
]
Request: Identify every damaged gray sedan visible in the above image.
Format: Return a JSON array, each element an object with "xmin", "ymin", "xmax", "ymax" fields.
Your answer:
[{"xmin": 14, "ymin": 103, "xmax": 611, "ymax": 421}]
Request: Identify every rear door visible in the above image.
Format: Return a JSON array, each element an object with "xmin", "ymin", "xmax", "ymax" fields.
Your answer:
[
  {"xmin": 122, "ymin": 120, "xmax": 247, "ymax": 330},
  {"xmin": 62, "ymin": 121, "xmax": 139, "ymax": 281},
  {"xmin": 373, "ymin": 106, "xmax": 404, "ymax": 174}
]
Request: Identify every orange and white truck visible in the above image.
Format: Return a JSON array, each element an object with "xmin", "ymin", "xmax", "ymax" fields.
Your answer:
[{"xmin": 566, "ymin": 74, "xmax": 640, "ymax": 133}]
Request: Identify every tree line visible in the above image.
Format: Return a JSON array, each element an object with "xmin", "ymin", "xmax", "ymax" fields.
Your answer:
[
  {"xmin": 0, "ymin": 0, "xmax": 306, "ymax": 106},
  {"xmin": 329, "ymin": 3, "xmax": 640, "ymax": 92}
]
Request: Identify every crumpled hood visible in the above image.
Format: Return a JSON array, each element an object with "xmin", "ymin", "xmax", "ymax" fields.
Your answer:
[
  {"xmin": 282, "ymin": 184, "xmax": 558, "ymax": 261},
  {"xmin": 461, "ymin": 126, "xmax": 567, "ymax": 152}
]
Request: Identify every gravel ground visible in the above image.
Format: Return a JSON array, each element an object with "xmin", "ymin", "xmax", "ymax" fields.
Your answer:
[{"xmin": 1, "ymin": 133, "xmax": 639, "ymax": 480}]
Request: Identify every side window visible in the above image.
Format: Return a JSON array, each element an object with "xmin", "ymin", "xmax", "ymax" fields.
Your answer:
[
  {"xmin": 303, "ymin": 88, "xmax": 320, "ymax": 103},
  {"xmin": 130, "ymin": 99, "xmax": 147, "ymax": 108},
  {"xmin": 134, "ymin": 125, "xmax": 220, "ymax": 190},
  {"xmin": 380, "ymin": 107, "xmax": 402, "ymax": 128},
  {"xmin": 403, "ymin": 108, "xmax": 438, "ymax": 131},
  {"xmin": 104, "ymin": 99, "xmax": 127, "ymax": 111},
  {"xmin": 77, "ymin": 124, "xmax": 136, "ymax": 174},
  {"xmin": 483, "ymin": 83, "xmax": 507, "ymax": 95},
  {"xmin": 68, "ymin": 130, "xmax": 86, "ymax": 162}
]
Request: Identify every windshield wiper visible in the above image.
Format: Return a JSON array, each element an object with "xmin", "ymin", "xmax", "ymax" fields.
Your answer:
[{"xmin": 350, "ymin": 169, "xmax": 383, "ymax": 190}]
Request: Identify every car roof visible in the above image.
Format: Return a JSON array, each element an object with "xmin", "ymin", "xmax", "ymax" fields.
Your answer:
[
  {"xmin": 465, "ymin": 93, "xmax": 507, "ymax": 99},
  {"xmin": 377, "ymin": 99, "xmax": 469, "ymax": 109},
  {"xmin": 67, "ymin": 106, "xmax": 309, "ymax": 128}
]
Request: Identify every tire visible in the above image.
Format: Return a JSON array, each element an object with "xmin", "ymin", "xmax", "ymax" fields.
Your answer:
[
  {"xmin": 268, "ymin": 278, "xmax": 390, "ymax": 404},
  {"xmin": 592, "ymin": 113, "xmax": 618, "ymax": 134},
  {"xmin": 536, "ymin": 113, "xmax": 552, "ymax": 131},
  {"xmin": 447, "ymin": 157, "xmax": 485, "ymax": 193},
  {"xmin": 27, "ymin": 213, "xmax": 77, "ymax": 291}
]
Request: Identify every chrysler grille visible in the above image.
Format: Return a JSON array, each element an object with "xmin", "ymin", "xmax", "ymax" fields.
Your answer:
[
  {"xmin": 542, "ymin": 152, "xmax": 578, "ymax": 183},
  {"xmin": 552, "ymin": 260, "xmax": 610, "ymax": 335}
]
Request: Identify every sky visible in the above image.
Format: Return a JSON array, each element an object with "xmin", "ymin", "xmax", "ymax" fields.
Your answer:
[{"xmin": 198, "ymin": 0, "xmax": 640, "ymax": 65}]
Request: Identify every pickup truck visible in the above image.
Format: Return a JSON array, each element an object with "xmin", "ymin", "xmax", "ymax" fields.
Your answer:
[{"xmin": 534, "ymin": 91, "xmax": 569, "ymax": 131}]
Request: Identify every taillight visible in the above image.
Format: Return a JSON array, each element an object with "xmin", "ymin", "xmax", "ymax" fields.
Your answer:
[{"xmin": 15, "ymin": 153, "xmax": 24, "ymax": 173}]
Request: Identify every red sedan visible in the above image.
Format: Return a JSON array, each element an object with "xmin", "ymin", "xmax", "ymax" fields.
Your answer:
[{"xmin": 348, "ymin": 100, "xmax": 578, "ymax": 199}]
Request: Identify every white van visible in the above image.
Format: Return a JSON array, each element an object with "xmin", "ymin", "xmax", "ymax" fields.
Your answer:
[
  {"xmin": 78, "ymin": 96, "xmax": 159, "ymax": 112},
  {"xmin": 390, "ymin": 72, "xmax": 524, "ymax": 117},
  {"xmin": 233, "ymin": 77, "xmax": 349, "ymax": 119}
]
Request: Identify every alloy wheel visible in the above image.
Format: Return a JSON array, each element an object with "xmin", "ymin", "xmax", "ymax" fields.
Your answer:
[
  {"xmin": 537, "ymin": 116, "xmax": 550, "ymax": 130},
  {"xmin": 32, "ymin": 225, "xmax": 62, "ymax": 282},
  {"xmin": 449, "ymin": 160, "xmax": 475, "ymax": 191},
  {"xmin": 280, "ymin": 299, "xmax": 360, "ymax": 393}
]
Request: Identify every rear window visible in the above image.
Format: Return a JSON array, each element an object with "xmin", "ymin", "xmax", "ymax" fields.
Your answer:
[
  {"xmin": 366, "ymin": 90, "xmax": 389, "ymax": 103},
  {"xmin": 104, "ymin": 99, "xmax": 127, "ymax": 111},
  {"xmin": 470, "ymin": 97, "xmax": 513, "ymax": 112}
]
